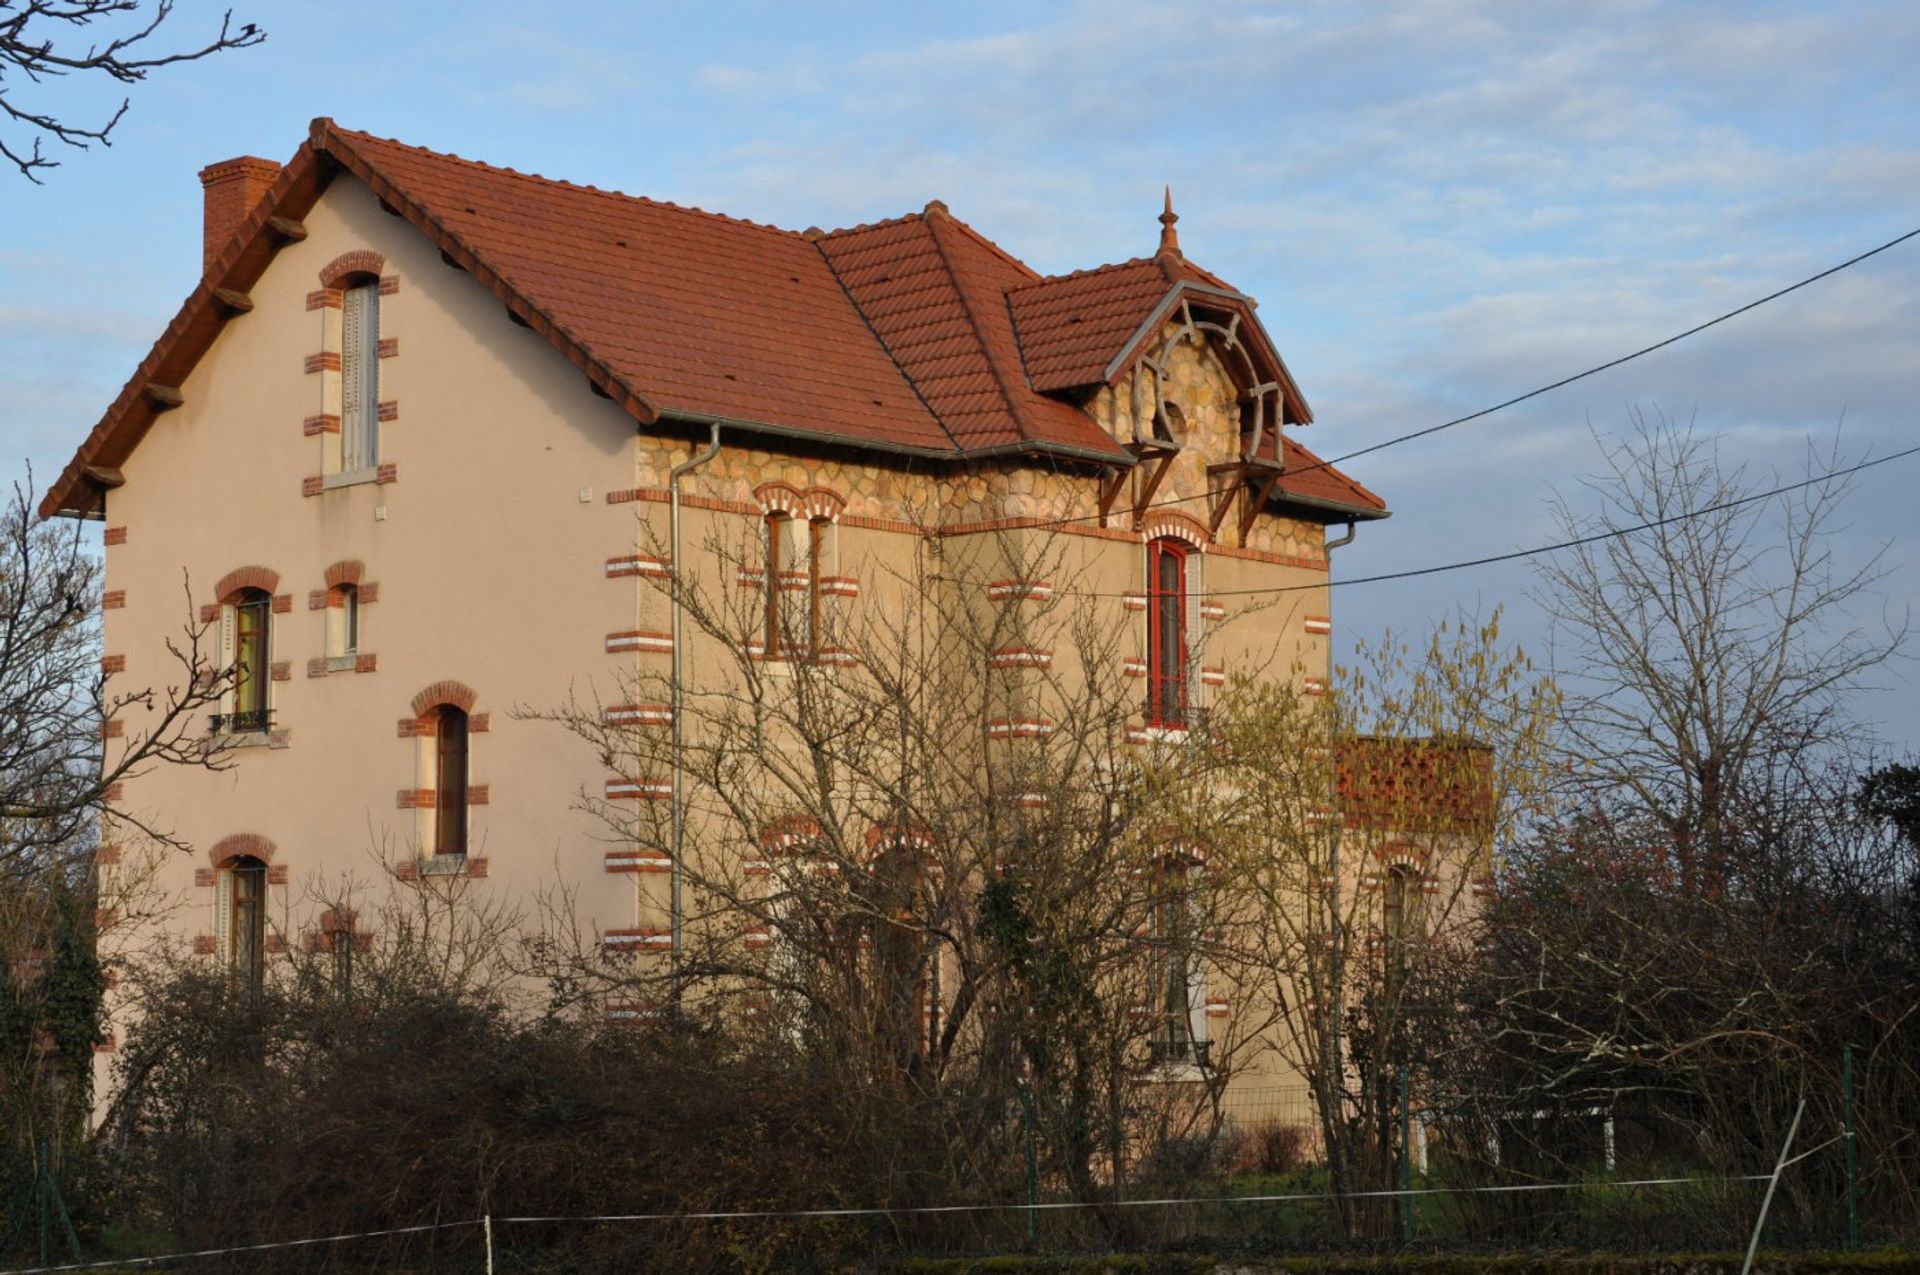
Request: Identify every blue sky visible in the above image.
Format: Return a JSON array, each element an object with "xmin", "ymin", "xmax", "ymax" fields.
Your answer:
[{"xmin": 4, "ymin": 0, "xmax": 1917, "ymax": 753}]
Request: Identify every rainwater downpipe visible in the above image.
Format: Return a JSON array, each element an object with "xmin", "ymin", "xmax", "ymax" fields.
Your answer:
[
  {"xmin": 668, "ymin": 422, "xmax": 723, "ymax": 1011},
  {"xmin": 1321, "ymin": 520, "xmax": 1356, "ymax": 1112}
]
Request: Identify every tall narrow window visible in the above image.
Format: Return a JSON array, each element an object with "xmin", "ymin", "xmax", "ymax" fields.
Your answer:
[
  {"xmin": 327, "ymin": 583, "xmax": 359, "ymax": 662},
  {"xmin": 765, "ymin": 513, "xmax": 828, "ymax": 660},
  {"xmin": 231, "ymin": 588, "xmax": 271, "ymax": 732},
  {"xmin": 342, "ymin": 584, "xmax": 359, "ymax": 654},
  {"xmin": 327, "ymin": 917, "xmax": 355, "ymax": 991},
  {"xmin": 340, "ymin": 282, "xmax": 380, "ymax": 472},
  {"xmin": 1148, "ymin": 859, "xmax": 1205, "ymax": 1068},
  {"xmin": 434, "ymin": 706, "xmax": 469, "ymax": 856},
  {"xmin": 806, "ymin": 518, "xmax": 826, "ymax": 656},
  {"xmin": 1383, "ymin": 865, "xmax": 1412, "ymax": 948},
  {"xmin": 228, "ymin": 857, "xmax": 267, "ymax": 995},
  {"xmin": 1146, "ymin": 538, "xmax": 1188, "ymax": 728},
  {"xmin": 764, "ymin": 513, "xmax": 790, "ymax": 658}
]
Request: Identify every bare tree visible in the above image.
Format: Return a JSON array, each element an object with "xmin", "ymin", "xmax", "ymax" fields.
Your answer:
[
  {"xmin": 0, "ymin": 0, "xmax": 262, "ymax": 182},
  {"xmin": 0, "ymin": 476, "xmax": 229, "ymax": 876},
  {"xmin": 1534, "ymin": 411, "xmax": 1908, "ymax": 895},
  {"xmin": 1209, "ymin": 609, "xmax": 1560, "ymax": 1238},
  {"xmin": 526, "ymin": 518, "xmax": 1272, "ymax": 1228}
]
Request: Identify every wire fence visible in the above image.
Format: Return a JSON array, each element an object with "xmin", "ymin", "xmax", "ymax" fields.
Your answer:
[{"xmin": 1, "ymin": 1064, "xmax": 1903, "ymax": 1273}]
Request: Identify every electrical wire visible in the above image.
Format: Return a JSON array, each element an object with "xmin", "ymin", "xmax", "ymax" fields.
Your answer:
[{"xmin": 1058, "ymin": 439, "xmax": 1920, "ymax": 599}]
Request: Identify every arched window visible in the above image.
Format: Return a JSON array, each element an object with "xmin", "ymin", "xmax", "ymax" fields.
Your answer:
[
  {"xmin": 1383, "ymin": 864, "xmax": 1417, "ymax": 950},
  {"xmin": 340, "ymin": 280, "xmax": 380, "ymax": 471},
  {"xmin": 327, "ymin": 583, "xmax": 359, "ymax": 660},
  {"xmin": 1146, "ymin": 537, "xmax": 1189, "ymax": 728},
  {"xmin": 1147, "ymin": 856, "xmax": 1206, "ymax": 1068},
  {"xmin": 224, "ymin": 856, "xmax": 267, "ymax": 994},
  {"xmin": 434, "ymin": 705, "xmax": 469, "ymax": 856},
  {"xmin": 764, "ymin": 513, "xmax": 829, "ymax": 660},
  {"xmin": 230, "ymin": 587, "xmax": 271, "ymax": 732}
]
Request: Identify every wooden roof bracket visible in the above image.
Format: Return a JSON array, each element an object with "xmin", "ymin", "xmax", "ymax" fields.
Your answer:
[
  {"xmin": 1130, "ymin": 442, "xmax": 1178, "ymax": 531},
  {"xmin": 1239, "ymin": 469, "xmax": 1284, "ymax": 541},
  {"xmin": 1205, "ymin": 462, "xmax": 1247, "ymax": 540}
]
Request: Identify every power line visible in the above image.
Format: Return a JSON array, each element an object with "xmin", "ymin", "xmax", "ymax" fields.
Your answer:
[
  {"xmin": 1059, "ymin": 440, "xmax": 1920, "ymax": 599},
  {"xmin": 1318, "ymin": 222, "xmax": 1920, "ymax": 471},
  {"xmin": 1014, "ymin": 221, "xmax": 1920, "ymax": 534}
]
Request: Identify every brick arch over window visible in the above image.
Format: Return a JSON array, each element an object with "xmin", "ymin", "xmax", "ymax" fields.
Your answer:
[
  {"xmin": 323, "ymin": 560, "xmax": 364, "ymax": 589},
  {"xmin": 213, "ymin": 565, "xmax": 280, "ymax": 603},
  {"xmin": 411, "ymin": 680, "xmax": 478, "ymax": 718},
  {"xmin": 754, "ymin": 481, "xmax": 846, "ymax": 524},
  {"xmin": 758, "ymin": 813, "xmax": 825, "ymax": 854},
  {"xmin": 1372, "ymin": 840, "xmax": 1428, "ymax": 871},
  {"xmin": 1140, "ymin": 511, "xmax": 1210, "ymax": 550},
  {"xmin": 319, "ymin": 250, "xmax": 386, "ymax": 287},
  {"xmin": 210, "ymin": 832, "xmax": 276, "ymax": 867}
]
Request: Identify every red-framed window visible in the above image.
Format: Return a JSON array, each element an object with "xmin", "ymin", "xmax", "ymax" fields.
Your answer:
[{"xmin": 1146, "ymin": 538, "xmax": 1188, "ymax": 728}]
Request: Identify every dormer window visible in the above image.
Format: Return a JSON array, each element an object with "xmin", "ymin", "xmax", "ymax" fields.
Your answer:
[{"xmin": 340, "ymin": 281, "xmax": 380, "ymax": 471}]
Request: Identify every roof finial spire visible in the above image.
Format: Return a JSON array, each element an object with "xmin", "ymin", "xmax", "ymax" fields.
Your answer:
[{"xmin": 1157, "ymin": 185, "xmax": 1181, "ymax": 258}]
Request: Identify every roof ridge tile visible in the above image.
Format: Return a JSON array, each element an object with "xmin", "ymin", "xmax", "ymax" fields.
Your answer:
[{"xmin": 323, "ymin": 121, "xmax": 808, "ymax": 241}]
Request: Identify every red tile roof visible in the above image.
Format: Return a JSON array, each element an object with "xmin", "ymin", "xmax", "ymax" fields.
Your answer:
[
  {"xmin": 41, "ymin": 120, "xmax": 1385, "ymax": 523},
  {"xmin": 1275, "ymin": 436, "xmax": 1387, "ymax": 517}
]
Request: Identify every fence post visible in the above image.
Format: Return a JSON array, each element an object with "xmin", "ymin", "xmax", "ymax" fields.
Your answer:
[
  {"xmin": 1741, "ymin": 1098, "xmax": 1805, "ymax": 1275},
  {"xmin": 483, "ymin": 1213, "xmax": 495, "ymax": 1275},
  {"xmin": 1398, "ymin": 1066, "xmax": 1413, "ymax": 1244},
  {"xmin": 1844, "ymin": 1046, "xmax": 1860, "ymax": 1251},
  {"xmin": 1020, "ymin": 1081, "xmax": 1038, "ymax": 1249}
]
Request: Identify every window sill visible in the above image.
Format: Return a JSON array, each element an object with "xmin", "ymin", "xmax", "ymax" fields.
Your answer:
[
  {"xmin": 322, "ymin": 467, "xmax": 380, "ymax": 491},
  {"xmin": 213, "ymin": 729, "xmax": 273, "ymax": 749}
]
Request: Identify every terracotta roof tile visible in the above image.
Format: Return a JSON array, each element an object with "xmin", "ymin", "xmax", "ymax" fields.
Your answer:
[
  {"xmin": 41, "ymin": 119, "xmax": 1383, "ymax": 520},
  {"xmin": 1008, "ymin": 255, "xmax": 1243, "ymax": 394},
  {"xmin": 334, "ymin": 129, "xmax": 955, "ymax": 454},
  {"xmin": 1274, "ymin": 435, "xmax": 1387, "ymax": 517}
]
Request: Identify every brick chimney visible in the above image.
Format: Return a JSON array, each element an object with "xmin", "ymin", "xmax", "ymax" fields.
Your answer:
[{"xmin": 198, "ymin": 156, "xmax": 282, "ymax": 276}]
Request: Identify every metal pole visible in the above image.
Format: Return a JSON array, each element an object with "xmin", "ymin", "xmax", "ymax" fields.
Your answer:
[
  {"xmin": 667, "ymin": 422, "xmax": 722, "ymax": 1012},
  {"xmin": 483, "ymin": 1213, "xmax": 495, "ymax": 1275},
  {"xmin": 1398, "ymin": 1066, "xmax": 1413, "ymax": 1244},
  {"xmin": 1844, "ymin": 1047, "xmax": 1860, "ymax": 1251},
  {"xmin": 1020, "ymin": 1081, "xmax": 1039, "ymax": 1248},
  {"xmin": 1741, "ymin": 1098, "xmax": 1805, "ymax": 1275}
]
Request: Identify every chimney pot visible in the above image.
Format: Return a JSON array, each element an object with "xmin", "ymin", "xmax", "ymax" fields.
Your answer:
[{"xmin": 198, "ymin": 156, "xmax": 282, "ymax": 277}]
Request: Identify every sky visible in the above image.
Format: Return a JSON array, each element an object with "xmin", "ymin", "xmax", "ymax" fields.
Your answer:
[{"xmin": 3, "ymin": 0, "xmax": 1916, "ymax": 754}]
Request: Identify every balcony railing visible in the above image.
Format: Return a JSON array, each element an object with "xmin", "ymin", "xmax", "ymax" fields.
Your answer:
[
  {"xmin": 210, "ymin": 709, "xmax": 273, "ymax": 735},
  {"xmin": 1147, "ymin": 1036, "xmax": 1212, "ymax": 1070}
]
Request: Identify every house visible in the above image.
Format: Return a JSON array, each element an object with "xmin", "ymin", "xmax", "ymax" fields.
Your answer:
[{"xmin": 48, "ymin": 119, "xmax": 1390, "ymax": 1102}]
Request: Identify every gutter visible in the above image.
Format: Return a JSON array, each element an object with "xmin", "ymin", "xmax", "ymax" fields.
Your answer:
[{"xmin": 653, "ymin": 408, "xmax": 1130, "ymax": 468}]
